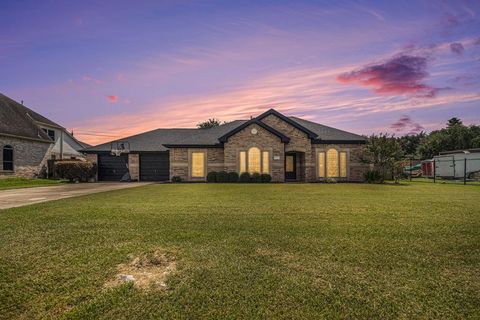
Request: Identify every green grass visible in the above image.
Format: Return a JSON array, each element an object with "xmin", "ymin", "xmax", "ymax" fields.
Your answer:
[
  {"xmin": 0, "ymin": 177, "xmax": 64, "ymax": 190},
  {"xmin": 0, "ymin": 183, "xmax": 479, "ymax": 319}
]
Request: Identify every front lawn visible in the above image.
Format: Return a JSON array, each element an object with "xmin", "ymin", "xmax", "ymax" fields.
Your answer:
[
  {"xmin": 0, "ymin": 183, "xmax": 478, "ymax": 319},
  {"xmin": 0, "ymin": 177, "xmax": 64, "ymax": 190}
]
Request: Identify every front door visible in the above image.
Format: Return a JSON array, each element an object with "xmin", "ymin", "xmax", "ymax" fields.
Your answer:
[{"xmin": 285, "ymin": 153, "xmax": 296, "ymax": 180}]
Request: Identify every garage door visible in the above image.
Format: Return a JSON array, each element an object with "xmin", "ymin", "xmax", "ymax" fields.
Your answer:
[
  {"xmin": 98, "ymin": 154, "xmax": 129, "ymax": 181},
  {"xmin": 140, "ymin": 152, "xmax": 169, "ymax": 181}
]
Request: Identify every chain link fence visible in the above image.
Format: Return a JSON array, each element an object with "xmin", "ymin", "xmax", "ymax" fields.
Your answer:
[{"xmin": 404, "ymin": 154, "xmax": 480, "ymax": 185}]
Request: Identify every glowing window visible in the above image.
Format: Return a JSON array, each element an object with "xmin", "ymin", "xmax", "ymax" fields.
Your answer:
[
  {"xmin": 327, "ymin": 149, "xmax": 339, "ymax": 177},
  {"xmin": 262, "ymin": 151, "xmax": 269, "ymax": 174},
  {"xmin": 239, "ymin": 151, "xmax": 246, "ymax": 173},
  {"xmin": 191, "ymin": 152, "xmax": 205, "ymax": 178},
  {"xmin": 340, "ymin": 152, "xmax": 347, "ymax": 178},
  {"xmin": 248, "ymin": 147, "xmax": 261, "ymax": 174},
  {"xmin": 318, "ymin": 152, "xmax": 325, "ymax": 178}
]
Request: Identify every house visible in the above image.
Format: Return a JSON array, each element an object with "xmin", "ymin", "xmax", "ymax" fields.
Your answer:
[
  {"xmin": 84, "ymin": 109, "xmax": 369, "ymax": 182},
  {"xmin": 0, "ymin": 93, "xmax": 88, "ymax": 178}
]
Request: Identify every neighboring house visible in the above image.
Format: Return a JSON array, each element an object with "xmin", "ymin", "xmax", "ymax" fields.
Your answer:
[
  {"xmin": 84, "ymin": 109, "xmax": 369, "ymax": 182},
  {"xmin": 0, "ymin": 93, "xmax": 88, "ymax": 178}
]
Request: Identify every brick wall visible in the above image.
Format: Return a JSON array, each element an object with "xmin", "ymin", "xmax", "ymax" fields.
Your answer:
[
  {"xmin": 0, "ymin": 135, "xmax": 53, "ymax": 178},
  {"xmin": 128, "ymin": 153, "xmax": 139, "ymax": 181},
  {"xmin": 260, "ymin": 114, "xmax": 314, "ymax": 181},
  {"xmin": 170, "ymin": 147, "xmax": 225, "ymax": 182},
  {"xmin": 170, "ymin": 148, "xmax": 188, "ymax": 181},
  {"xmin": 311, "ymin": 144, "xmax": 368, "ymax": 182},
  {"xmin": 223, "ymin": 123, "xmax": 285, "ymax": 182}
]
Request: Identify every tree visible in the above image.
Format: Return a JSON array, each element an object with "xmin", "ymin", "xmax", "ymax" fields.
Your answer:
[
  {"xmin": 361, "ymin": 134, "xmax": 404, "ymax": 182},
  {"xmin": 447, "ymin": 117, "xmax": 463, "ymax": 128},
  {"xmin": 417, "ymin": 118, "xmax": 480, "ymax": 158},
  {"xmin": 197, "ymin": 118, "xmax": 222, "ymax": 129},
  {"xmin": 398, "ymin": 132, "xmax": 426, "ymax": 157}
]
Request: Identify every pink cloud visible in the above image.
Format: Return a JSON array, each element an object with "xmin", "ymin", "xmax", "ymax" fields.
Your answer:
[
  {"xmin": 390, "ymin": 115, "xmax": 424, "ymax": 134},
  {"xmin": 337, "ymin": 55, "xmax": 443, "ymax": 98},
  {"xmin": 107, "ymin": 95, "xmax": 118, "ymax": 103}
]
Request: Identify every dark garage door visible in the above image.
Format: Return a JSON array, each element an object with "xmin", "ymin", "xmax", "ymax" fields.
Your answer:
[
  {"xmin": 98, "ymin": 154, "xmax": 129, "ymax": 181},
  {"xmin": 140, "ymin": 152, "xmax": 169, "ymax": 181}
]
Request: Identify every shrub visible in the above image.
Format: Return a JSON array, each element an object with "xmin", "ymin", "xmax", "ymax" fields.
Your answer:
[
  {"xmin": 239, "ymin": 172, "xmax": 251, "ymax": 183},
  {"xmin": 250, "ymin": 172, "xmax": 262, "ymax": 183},
  {"xmin": 227, "ymin": 171, "xmax": 239, "ymax": 182},
  {"xmin": 260, "ymin": 173, "xmax": 272, "ymax": 183},
  {"xmin": 54, "ymin": 161, "xmax": 97, "ymax": 182},
  {"xmin": 206, "ymin": 171, "xmax": 218, "ymax": 183},
  {"xmin": 364, "ymin": 170, "xmax": 383, "ymax": 183},
  {"xmin": 217, "ymin": 171, "xmax": 229, "ymax": 183},
  {"xmin": 171, "ymin": 176, "xmax": 182, "ymax": 183}
]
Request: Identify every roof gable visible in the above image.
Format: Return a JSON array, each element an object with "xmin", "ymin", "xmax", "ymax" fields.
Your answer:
[
  {"xmin": 255, "ymin": 109, "xmax": 318, "ymax": 139},
  {"xmin": 218, "ymin": 119, "xmax": 290, "ymax": 143},
  {"xmin": 0, "ymin": 93, "xmax": 53, "ymax": 142}
]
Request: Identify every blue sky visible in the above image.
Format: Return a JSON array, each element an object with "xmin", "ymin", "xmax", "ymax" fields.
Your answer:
[{"xmin": 1, "ymin": 0, "xmax": 479, "ymax": 144}]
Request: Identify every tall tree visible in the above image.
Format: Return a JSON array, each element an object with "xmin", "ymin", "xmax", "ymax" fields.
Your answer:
[
  {"xmin": 197, "ymin": 118, "xmax": 223, "ymax": 129},
  {"xmin": 398, "ymin": 132, "xmax": 426, "ymax": 157},
  {"xmin": 417, "ymin": 118, "xmax": 480, "ymax": 158},
  {"xmin": 361, "ymin": 134, "xmax": 404, "ymax": 182},
  {"xmin": 447, "ymin": 117, "xmax": 463, "ymax": 128}
]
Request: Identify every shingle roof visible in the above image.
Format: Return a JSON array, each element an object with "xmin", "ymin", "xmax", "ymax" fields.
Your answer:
[
  {"xmin": 0, "ymin": 93, "xmax": 53, "ymax": 142},
  {"xmin": 289, "ymin": 116, "xmax": 366, "ymax": 142},
  {"xmin": 84, "ymin": 109, "xmax": 365, "ymax": 152},
  {"xmin": 164, "ymin": 120, "xmax": 248, "ymax": 146}
]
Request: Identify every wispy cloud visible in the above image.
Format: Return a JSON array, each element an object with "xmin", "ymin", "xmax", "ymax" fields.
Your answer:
[
  {"xmin": 450, "ymin": 42, "xmax": 465, "ymax": 55},
  {"xmin": 390, "ymin": 115, "xmax": 424, "ymax": 135},
  {"xmin": 73, "ymin": 63, "xmax": 480, "ymax": 145}
]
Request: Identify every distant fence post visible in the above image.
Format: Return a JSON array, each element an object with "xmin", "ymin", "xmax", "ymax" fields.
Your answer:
[
  {"xmin": 464, "ymin": 158, "xmax": 467, "ymax": 185},
  {"xmin": 433, "ymin": 159, "xmax": 436, "ymax": 183}
]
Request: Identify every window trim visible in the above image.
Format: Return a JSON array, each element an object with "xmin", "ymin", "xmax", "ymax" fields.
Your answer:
[
  {"xmin": 238, "ymin": 148, "xmax": 271, "ymax": 175},
  {"xmin": 326, "ymin": 148, "xmax": 339, "ymax": 178},
  {"xmin": 188, "ymin": 149, "xmax": 207, "ymax": 180},
  {"xmin": 340, "ymin": 151, "xmax": 347, "ymax": 178},
  {"xmin": 317, "ymin": 151, "xmax": 325, "ymax": 178},
  {"xmin": 3, "ymin": 145, "xmax": 14, "ymax": 171},
  {"xmin": 42, "ymin": 128, "xmax": 55, "ymax": 141},
  {"xmin": 316, "ymin": 148, "xmax": 348, "ymax": 180}
]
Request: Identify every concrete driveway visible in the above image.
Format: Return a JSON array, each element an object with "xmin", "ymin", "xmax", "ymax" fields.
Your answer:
[{"xmin": 0, "ymin": 182, "xmax": 152, "ymax": 209}]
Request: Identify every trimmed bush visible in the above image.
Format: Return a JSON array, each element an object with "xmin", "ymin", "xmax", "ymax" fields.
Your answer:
[
  {"xmin": 227, "ymin": 172, "xmax": 239, "ymax": 182},
  {"xmin": 250, "ymin": 172, "xmax": 261, "ymax": 183},
  {"xmin": 260, "ymin": 173, "xmax": 272, "ymax": 183},
  {"xmin": 239, "ymin": 172, "xmax": 251, "ymax": 183},
  {"xmin": 171, "ymin": 176, "xmax": 182, "ymax": 183},
  {"xmin": 206, "ymin": 171, "xmax": 218, "ymax": 183},
  {"xmin": 364, "ymin": 170, "xmax": 383, "ymax": 183},
  {"xmin": 54, "ymin": 161, "xmax": 97, "ymax": 182},
  {"xmin": 217, "ymin": 171, "xmax": 229, "ymax": 183}
]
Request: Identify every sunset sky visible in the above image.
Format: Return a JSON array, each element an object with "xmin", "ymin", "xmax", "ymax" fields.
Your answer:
[{"xmin": 1, "ymin": 0, "xmax": 479, "ymax": 145}]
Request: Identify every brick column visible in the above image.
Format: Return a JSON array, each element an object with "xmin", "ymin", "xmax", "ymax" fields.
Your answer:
[
  {"xmin": 128, "ymin": 153, "xmax": 139, "ymax": 181},
  {"xmin": 86, "ymin": 153, "xmax": 98, "ymax": 181}
]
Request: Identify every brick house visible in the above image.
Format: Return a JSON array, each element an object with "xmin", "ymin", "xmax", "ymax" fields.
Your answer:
[
  {"xmin": 0, "ymin": 93, "xmax": 89, "ymax": 178},
  {"xmin": 84, "ymin": 109, "xmax": 369, "ymax": 182}
]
